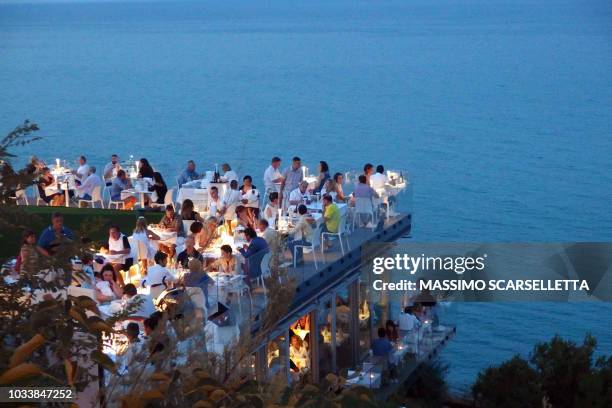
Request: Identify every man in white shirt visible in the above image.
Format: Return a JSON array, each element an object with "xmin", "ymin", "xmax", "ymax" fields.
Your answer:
[
  {"xmin": 103, "ymin": 154, "xmax": 121, "ymax": 182},
  {"xmin": 74, "ymin": 155, "xmax": 90, "ymax": 182},
  {"xmin": 289, "ymin": 181, "xmax": 309, "ymax": 205},
  {"xmin": 263, "ymin": 156, "xmax": 283, "ymax": 193},
  {"xmin": 369, "ymin": 165, "xmax": 388, "ymax": 190},
  {"xmin": 398, "ymin": 306, "xmax": 421, "ymax": 332},
  {"xmin": 122, "ymin": 283, "xmax": 156, "ymax": 319},
  {"xmin": 257, "ymin": 219, "xmax": 278, "ymax": 248},
  {"xmin": 75, "ymin": 166, "xmax": 104, "ymax": 199},
  {"xmin": 221, "ymin": 180, "xmax": 242, "ymax": 220},
  {"xmin": 145, "ymin": 251, "xmax": 176, "ymax": 300},
  {"xmin": 221, "ymin": 163, "xmax": 239, "ymax": 183},
  {"xmin": 207, "ymin": 186, "xmax": 223, "ymax": 218}
]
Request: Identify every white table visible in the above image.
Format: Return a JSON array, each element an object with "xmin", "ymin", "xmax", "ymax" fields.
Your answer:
[
  {"xmin": 122, "ymin": 188, "xmax": 153, "ymax": 208},
  {"xmin": 346, "ymin": 369, "xmax": 381, "ymax": 389}
]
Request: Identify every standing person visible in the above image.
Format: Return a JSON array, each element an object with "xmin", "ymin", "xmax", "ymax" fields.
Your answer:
[
  {"xmin": 240, "ymin": 175, "xmax": 260, "ymax": 218},
  {"xmin": 370, "ymin": 165, "xmax": 387, "ymax": 190},
  {"xmin": 75, "ymin": 166, "xmax": 104, "ymax": 201},
  {"xmin": 220, "ymin": 180, "xmax": 242, "ymax": 232},
  {"xmin": 398, "ymin": 306, "xmax": 421, "ymax": 333},
  {"xmin": 287, "ymin": 204, "xmax": 314, "ymax": 265},
  {"xmin": 74, "ymin": 155, "xmax": 90, "ymax": 182},
  {"xmin": 101, "ymin": 225, "xmax": 133, "ymax": 280},
  {"xmin": 17, "ymin": 230, "xmax": 41, "ymax": 275},
  {"xmin": 363, "ymin": 163, "xmax": 374, "ymax": 185},
  {"xmin": 132, "ymin": 216, "xmax": 160, "ymax": 266},
  {"xmin": 138, "ymin": 158, "xmax": 155, "ymax": 179},
  {"xmin": 221, "ymin": 163, "xmax": 238, "ymax": 183},
  {"xmin": 145, "ymin": 251, "xmax": 176, "ymax": 300},
  {"xmin": 103, "ymin": 154, "xmax": 122, "ymax": 182},
  {"xmin": 281, "ymin": 156, "xmax": 303, "ymax": 197},
  {"xmin": 146, "ymin": 172, "xmax": 168, "ymax": 206},
  {"xmin": 177, "ymin": 160, "xmax": 200, "ymax": 186},
  {"xmin": 313, "ymin": 161, "xmax": 330, "ymax": 195},
  {"xmin": 353, "ymin": 175, "xmax": 379, "ymax": 199},
  {"xmin": 263, "ymin": 157, "xmax": 283, "ymax": 194},
  {"xmin": 37, "ymin": 212, "xmax": 74, "ymax": 257}
]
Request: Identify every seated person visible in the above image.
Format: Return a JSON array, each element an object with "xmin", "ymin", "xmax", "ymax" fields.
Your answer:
[
  {"xmin": 109, "ymin": 169, "xmax": 136, "ymax": 209},
  {"xmin": 37, "ymin": 212, "xmax": 74, "ymax": 257},
  {"xmin": 353, "ymin": 174, "xmax": 379, "ymax": 199},
  {"xmin": 221, "ymin": 163, "xmax": 239, "ymax": 183},
  {"xmin": 176, "ymin": 235, "xmax": 204, "ymax": 268},
  {"xmin": 180, "ymin": 199, "xmax": 204, "ymax": 222},
  {"xmin": 289, "ymin": 180, "xmax": 309, "ymax": 206},
  {"xmin": 189, "ymin": 217, "xmax": 218, "ymax": 250},
  {"xmin": 177, "ymin": 160, "xmax": 200, "ymax": 186},
  {"xmin": 257, "ymin": 219, "xmax": 278, "ymax": 249},
  {"xmin": 208, "ymin": 244, "xmax": 240, "ymax": 275},
  {"xmin": 180, "ymin": 258, "xmax": 211, "ymax": 308},
  {"xmin": 96, "ymin": 263, "xmax": 123, "ymax": 303},
  {"xmin": 398, "ymin": 306, "xmax": 421, "ymax": 332},
  {"xmin": 158, "ymin": 204, "xmax": 182, "ymax": 233},
  {"xmin": 263, "ymin": 191, "xmax": 280, "ymax": 225},
  {"xmin": 321, "ymin": 195, "xmax": 341, "ymax": 234},
  {"xmin": 38, "ymin": 167, "xmax": 63, "ymax": 205},
  {"xmin": 18, "ymin": 230, "xmax": 41, "ymax": 276},
  {"xmin": 287, "ymin": 204, "xmax": 314, "ymax": 265},
  {"xmin": 75, "ymin": 166, "xmax": 104, "ymax": 200},
  {"xmin": 122, "ymin": 283, "xmax": 156, "ymax": 320},
  {"xmin": 117, "ymin": 322, "xmax": 144, "ymax": 375},
  {"xmin": 207, "ymin": 186, "xmax": 223, "ymax": 219},
  {"xmin": 235, "ymin": 205, "xmax": 257, "ymax": 230},
  {"xmin": 289, "ymin": 332, "xmax": 310, "ymax": 372},
  {"xmin": 331, "ymin": 172, "xmax": 346, "ymax": 202},
  {"xmin": 238, "ymin": 228, "xmax": 270, "ymax": 280},
  {"xmin": 370, "ymin": 165, "xmax": 387, "ymax": 190},
  {"xmin": 371, "ymin": 327, "xmax": 393, "ymax": 359}
]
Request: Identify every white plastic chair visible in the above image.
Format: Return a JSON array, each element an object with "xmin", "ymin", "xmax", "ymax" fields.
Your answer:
[
  {"xmin": 108, "ymin": 195, "xmax": 125, "ymax": 209},
  {"xmin": 293, "ymin": 226, "xmax": 323, "ymax": 270},
  {"xmin": 352, "ymin": 196, "xmax": 377, "ymax": 230},
  {"xmin": 322, "ymin": 214, "xmax": 351, "ymax": 255},
  {"xmin": 256, "ymin": 251, "xmax": 272, "ymax": 300},
  {"xmin": 78, "ymin": 185, "xmax": 104, "ymax": 208}
]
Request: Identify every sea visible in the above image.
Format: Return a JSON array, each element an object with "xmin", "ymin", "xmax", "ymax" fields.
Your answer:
[{"xmin": 1, "ymin": 0, "xmax": 611, "ymax": 395}]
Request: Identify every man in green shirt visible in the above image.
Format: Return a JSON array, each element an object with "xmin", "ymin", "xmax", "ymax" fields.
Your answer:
[{"xmin": 322, "ymin": 194, "xmax": 340, "ymax": 233}]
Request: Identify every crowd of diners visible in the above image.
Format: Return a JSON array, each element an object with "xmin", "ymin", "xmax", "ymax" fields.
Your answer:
[{"xmin": 14, "ymin": 156, "xmax": 396, "ymax": 308}]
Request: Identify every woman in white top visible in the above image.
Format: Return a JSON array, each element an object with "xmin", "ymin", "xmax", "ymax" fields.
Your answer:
[
  {"xmin": 96, "ymin": 264, "xmax": 123, "ymax": 303},
  {"xmin": 132, "ymin": 216, "xmax": 160, "ymax": 260},
  {"xmin": 263, "ymin": 191, "xmax": 280, "ymax": 226},
  {"xmin": 240, "ymin": 175, "xmax": 260, "ymax": 217}
]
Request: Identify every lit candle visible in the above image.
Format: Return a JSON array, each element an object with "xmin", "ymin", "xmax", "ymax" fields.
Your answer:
[{"xmin": 301, "ymin": 165, "xmax": 306, "ymax": 178}]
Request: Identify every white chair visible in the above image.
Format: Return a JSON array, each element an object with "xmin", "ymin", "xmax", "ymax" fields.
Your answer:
[
  {"xmin": 256, "ymin": 251, "xmax": 272, "ymax": 300},
  {"xmin": 151, "ymin": 188, "xmax": 175, "ymax": 209},
  {"xmin": 78, "ymin": 185, "xmax": 104, "ymax": 208},
  {"xmin": 12, "ymin": 188, "xmax": 29, "ymax": 206},
  {"xmin": 108, "ymin": 195, "xmax": 125, "ymax": 210},
  {"xmin": 293, "ymin": 226, "xmax": 323, "ymax": 270},
  {"xmin": 352, "ymin": 196, "xmax": 377, "ymax": 230},
  {"xmin": 226, "ymin": 275, "xmax": 253, "ymax": 317},
  {"xmin": 322, "ymin": 214, "xmax": 351, "ymax": 256}
]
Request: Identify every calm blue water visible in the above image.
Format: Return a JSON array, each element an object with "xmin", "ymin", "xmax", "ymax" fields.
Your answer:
[{"xmin": 1, "ymin": 0, "xmax": 611, "ymax": 394}]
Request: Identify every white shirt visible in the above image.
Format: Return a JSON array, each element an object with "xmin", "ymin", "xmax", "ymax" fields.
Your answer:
[
  {"xmin": 77, "ymin": 173, "xmax": 104, "ymax": 198},
  {"xmin": 221, "ymin": 189, "xmax": 242, "ymax": 218},
  {"xmin": 96, "ymin": 281, "xmax": 115, "ymax": 298},
  {"xmin": 145, "ymin": 264, "xmax": 176, "ymax": 287},
  {"xmin": 398, "ymin": 312, "xmax": 420, "ymax": 331},
  {"xmin": 76, "ymin": 164, "xmax": 90, "ymax": 181},
  {"xmin": 207, "ymin": 196, "xmax": 222, "ymax": 217},
  {"xmin": 370, "ymin": 172, "xmax": 388, "ymax": 190},
  {"xmin": 263, "ymin": 165, "xmax": 282, "ymax": 191},
  {"xmin": 126, "ymin": 294, "xmax": 156, "ymax": 318},
  {"xmin": 289, "ymin": 187, "xmax": 307, "ymax": 204},
  {"xmin": 263, "ymin": 203, "xmax": 278, "ymax": 226},
  {"xmin": 222, "ymin": 170, "xmax": 239, "ymax": 183},
  {"xmin": 103, "ymin": 162, "xmax": 121, "ymax": 180},
  {"xmin": 108, "ymin": 233, "xmax": 131, "ymax": 264},
  {"xmin": 241, "ymin": 188, "xmax": 260, "ymax": 209}
]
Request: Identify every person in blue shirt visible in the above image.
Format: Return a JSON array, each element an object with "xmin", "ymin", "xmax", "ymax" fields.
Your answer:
[
  {"xmin": 177, "ymin": 160, "xmax": 200, "ymax": 186},
  {"xmin": 371, "ymin": 327, "xmax": 393, "ymax": 358},
  {"xmin": 238, "ymin": 227, "xmax": 269, "ymax": 281},
  {"xmin": 37, "ymin": 212, "xmax": 74, "ymax": 257}
]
